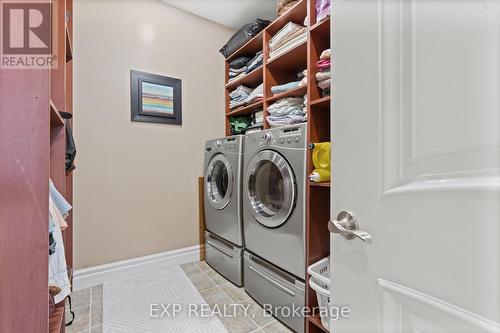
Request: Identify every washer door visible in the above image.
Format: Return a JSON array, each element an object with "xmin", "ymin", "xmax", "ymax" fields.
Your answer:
[
  {"xmin": 246, "ymin": 150, "xmax": 296, "ymax": 228},
  {"xmin": 206, "ymin": 154, "xmax": 233, "ymax": 210}
]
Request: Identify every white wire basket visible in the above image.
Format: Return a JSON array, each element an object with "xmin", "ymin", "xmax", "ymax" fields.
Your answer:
[{"xmin": 307, "ymin": 257, "xmax": 331, "ymax": 331}]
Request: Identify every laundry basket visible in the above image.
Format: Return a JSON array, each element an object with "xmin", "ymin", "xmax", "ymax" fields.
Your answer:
[{"xmin": 307, "ymin": 257, "xmax": 331, "ymax": 331}]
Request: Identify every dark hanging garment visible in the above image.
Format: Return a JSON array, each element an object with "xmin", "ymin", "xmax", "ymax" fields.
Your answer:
[{"xmin": 60, "ymin": 111, "xmax": 77, "ymax": 172}]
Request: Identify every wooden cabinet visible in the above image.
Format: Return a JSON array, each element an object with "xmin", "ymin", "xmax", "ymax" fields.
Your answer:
[{"xmin": 223, "ymin": 1, "xmax": 332, "ymax": 332}]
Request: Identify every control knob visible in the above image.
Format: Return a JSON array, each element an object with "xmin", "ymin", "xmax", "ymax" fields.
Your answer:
[{"xmin": 263, "ymin": 133, "xmax": 273, "ymax": 144}]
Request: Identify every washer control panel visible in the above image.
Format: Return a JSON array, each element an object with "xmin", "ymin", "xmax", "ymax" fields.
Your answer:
[
  {"xmin": 253, "ymin": 124, "xmax": 306, "ymax": 148},
  {"xmin": 205, "ymin": 136, "xmax": 241, "ymax": 153}
]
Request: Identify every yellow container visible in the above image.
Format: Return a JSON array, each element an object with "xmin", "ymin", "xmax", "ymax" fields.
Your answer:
[
  {"xmin": 309, "ymin": 142, "xmax": 331, "ymax": 182},
  {"xmin": 312, "ymin": 142, "xmax": 331, "ymax": 170}
]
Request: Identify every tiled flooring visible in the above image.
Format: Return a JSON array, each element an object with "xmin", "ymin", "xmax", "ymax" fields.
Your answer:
[
  {"xmin": 65, "ymin": 285, "xmax": 103, "ymax": 332},
  {"xmin": 66, "ymin": 261, "xmax": 292, "ymax": 333}
]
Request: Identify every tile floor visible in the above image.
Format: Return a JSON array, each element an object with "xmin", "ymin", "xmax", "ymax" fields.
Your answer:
[{"xmin": 66, "ymin": 261, "xmax": 293, "ymax": 333}]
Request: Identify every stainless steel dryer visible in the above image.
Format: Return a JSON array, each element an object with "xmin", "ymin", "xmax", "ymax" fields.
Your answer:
[
  {"xmin": 242, "ymin": 124, "xmax": 307, "ymax": 279},
  {"xmin": 204, "ymin": 135, "xmax": 244, "ymax": 286}
]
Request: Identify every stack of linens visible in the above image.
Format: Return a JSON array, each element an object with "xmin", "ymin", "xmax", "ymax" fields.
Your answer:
[
  {"xmin": 267, "ymin": 97, "xmax": 307, "ymax": 127},
  {"xmin": 229, "ymin": 85, "xmax": 253, "ymax": 109},
  {"xmin": 269, "ymin": 22, "xmax": 307, "ymax": 59},
  {"xmin": 316, "ymin": 48, "xmax": 331, "ymax": 96}
]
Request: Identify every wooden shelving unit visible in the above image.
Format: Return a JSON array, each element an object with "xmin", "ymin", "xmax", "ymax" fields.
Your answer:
[
  {"xmin": 49, "ymin": 0, "xmax": 74, "ymax": 332},
  {"xmin": 305, "ymin": 2, "xmax": 331, "ymax": 332},
  {"xmin": 222, "ymin": 1, "xmax": 331, "ymax": 332}
]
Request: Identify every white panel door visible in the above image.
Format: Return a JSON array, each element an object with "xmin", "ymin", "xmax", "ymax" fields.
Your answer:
[{"xmin": 330, "ymin": 0, "xmax": 500, "ymax": 332}]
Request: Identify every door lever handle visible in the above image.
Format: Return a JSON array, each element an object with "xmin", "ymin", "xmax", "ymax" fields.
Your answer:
[{"xmin": 328, "ymin": 211, "xmax": 373, "ymax": 243}]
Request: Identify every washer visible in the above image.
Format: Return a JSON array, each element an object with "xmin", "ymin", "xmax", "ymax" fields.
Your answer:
[
  {"xmin": 243, "ymin": 124, "xmax": 307, "ymax": 279},
  {"xmin": 204, "ymin": 135, "xmax": 244, "ymax": 286}
]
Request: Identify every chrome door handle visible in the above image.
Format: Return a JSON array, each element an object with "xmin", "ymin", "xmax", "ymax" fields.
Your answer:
[{"xmin": 328, "ymin": 211, "xmax": 373, "ymax": 243}]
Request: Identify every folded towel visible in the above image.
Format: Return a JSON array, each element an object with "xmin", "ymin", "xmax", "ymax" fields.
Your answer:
[
  {"xmin": 320, "ymin": 49, "xmax": 331, "ymax": 60},
  {"xmin": 245, "ymin": 84, "xmax": 264, "ymax": 104},
  {"xmin": 267, "ymin": 114, "xmax": 307, "ymax": 126},
  {"xmin": 316, "ymin": 71, "xmax": 330, "ymax": 81},
  {"xmin": 318, "ymin": 78, "xmax": 331, "ymax": 90},
  {"xmin": 245, "ymin": 51, "xmax": 263, "ymax": 73},
  {"xmin": 271, "ymin": 81, "xmax": 301, "ymax": 94},
  {"xmin": 316, "ymin": 59, "xmax": 331, "ymax": 71}
]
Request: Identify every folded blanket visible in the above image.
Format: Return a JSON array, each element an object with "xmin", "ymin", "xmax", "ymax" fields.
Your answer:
[
  {"xmin": 245, "ymin": 84, "xmax": 264, "ymax": 104},
  {"xmin": 271, "ymin": 81, "xmax": 301, "ymax": 94},
  {"xmin": 318, "ymin": 78, "xmax": 331, "ymax": 90},
  {"xmin": 268, "ymin": 97, "xmax": 304, "ymax": 111},
  {"xmin": 229, "ymin": 66, "xmax": 248, "ymax": 75},
  {"xmin": 269, "ymin": 22, "xmax": 303, "ymax": 50},
  {"xmin": 267, "ymin": 114, "xmax": 307, "ymax": 126},
  {"xmin": 269, "ymin": 30, "xmax": 307, "ymax": 59},
  {"xmin": 245, "ymin": 51, "xmax": 263, "ymax": 73},
  {"xmin": 320, "ymin": 48, "xmax": 331, "ymax": 60},
  {"xmin": 268, "ymin": 97, "xmax": 305, "ymax": 117},
  {"xmin": 316, "ymin": 71, "xmax": 330, "ymax": 81},
  {"xmin": 270, "ymin": 26, "xmax": 306, "ymax": 52},
  {"xmin": 230, "ymin": 100, "xmax": 247, "ymax": 109},
  {"xmin": 229, "ymin": 56, "xmax": 251, "ymax": 69}
]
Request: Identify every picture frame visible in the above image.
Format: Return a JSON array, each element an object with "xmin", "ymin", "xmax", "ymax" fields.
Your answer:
[{"xmin": 130, "ymin": 70, "xmax": 182, "ymax": 125}]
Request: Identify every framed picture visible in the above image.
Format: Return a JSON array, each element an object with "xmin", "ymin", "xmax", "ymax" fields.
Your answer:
[{"xmin": 130, "ymin": 70, "xmax": 182, "ymax": 125}]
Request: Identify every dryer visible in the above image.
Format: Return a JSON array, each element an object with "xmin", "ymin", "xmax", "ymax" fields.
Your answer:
[
  {"xmin": 204, "ymin": 135, "xmax": 244, "ymax": 286},
  {"xmin": 242, "ymin": 124, "xmax": 307, "ymax": 279}
]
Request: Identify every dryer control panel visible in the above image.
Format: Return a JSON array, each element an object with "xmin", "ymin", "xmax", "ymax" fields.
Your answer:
[
  {"xmin": 205, "ymin": 136, "xmax": 242, "ymax": 153},
  {"xmin": 252, "ymin": 124, "xmax": 307, "ymax": 149}
]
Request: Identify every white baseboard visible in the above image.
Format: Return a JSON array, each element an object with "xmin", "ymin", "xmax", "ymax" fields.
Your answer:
[{"xmin": 73, "ymin": 245, "xmax": 200, "ymax": 290}]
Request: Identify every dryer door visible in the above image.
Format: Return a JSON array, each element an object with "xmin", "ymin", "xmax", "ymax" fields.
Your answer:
[
  {"xmin": 205, "ymin": 154, "xmax": 233, "ymax": 210},
  {"xmin": 246, "ymin": 150, "xmax": 295, "ymax": 228}
]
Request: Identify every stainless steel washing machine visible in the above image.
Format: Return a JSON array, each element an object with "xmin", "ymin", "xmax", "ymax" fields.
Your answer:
[
  {"xmin": 204, "ymin": 135, "xmax": 244, "ymax": 286},
  {"xmin": 242, "ymin": 124, "xmax": 307, "ymax": 279}
]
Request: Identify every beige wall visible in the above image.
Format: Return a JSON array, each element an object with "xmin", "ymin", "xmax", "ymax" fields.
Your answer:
[{"xmin": 73, "ymin": 0, "xmax": 233, "ymax": 269}]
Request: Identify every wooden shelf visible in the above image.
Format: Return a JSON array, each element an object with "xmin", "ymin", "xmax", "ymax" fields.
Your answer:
[
  {"xmin": 66, "ymin": 26, "xmax": 73, "ymax": 62},
  {"xmin": 310, "ymin": 17, "xmax": 331, "ymax": 37},
  {"xmin": 226, "ymin": 67, "xmax": 263, "ymax": 90},
  {"xmin": 308, "ymin": 315, "xmax": 330, "ymax": 333},
  {"xmin": 50, "ymin": 100, "xmax": 65, "ymax": 127},
  {"xmin": 227, "ymin": 101, "xmax": 263, "ymax": 117},
  {"xmin": 266, "ymin": 0, "xmax": 307, "ymax": 36},
  {"xmin": 226, "ymin": 31, "xmax": 264, "ymax": 62},
  {"xmin": 267, "ymin": 39, "xmax": 308, "ymax": 71},
  {"xmin": 267, "ymin": 85, "xmax": 307, "ymax": 103},
  {"xmin": 309, "ymin": 181, "xmax": 331, "ymax": 188},
  {"xmin": 310, "ymin": 95, "xmax": 331, "ymax": 110},
  {"xmin": 49, "ymin": 302, "xmax": 65, "ymax": 333}
]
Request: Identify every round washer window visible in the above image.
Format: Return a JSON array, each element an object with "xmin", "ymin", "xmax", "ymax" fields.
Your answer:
[
  {"xmin": 206, "ymin": 154, "xmax": 233, "ymax": 210},
  {"xmin": 247, "ymin": 150, "xmax": 295, "ymax": 228},
  {"xmin": 253, "ymin": 161, "xmax": 285, "ymax": 217}
]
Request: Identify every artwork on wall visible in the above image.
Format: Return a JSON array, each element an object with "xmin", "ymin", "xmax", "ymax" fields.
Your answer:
[{"xmin": 130, "ymin": 70, "xmax": 182, "ymax": 125}]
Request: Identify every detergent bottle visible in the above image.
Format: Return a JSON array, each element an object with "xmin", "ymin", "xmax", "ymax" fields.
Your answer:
[{"xmin": 308, "ymin": 142, "xmax": 331, "ymax": 182}]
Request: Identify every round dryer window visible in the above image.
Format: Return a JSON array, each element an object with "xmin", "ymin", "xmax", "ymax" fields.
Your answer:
[
  {"xmin": 206, "ymin": 154, "xmax": 234, "ymax": 210},
  {"xmin": 246, "ymin": 150, "xmax": 296, "ymax": 228}
]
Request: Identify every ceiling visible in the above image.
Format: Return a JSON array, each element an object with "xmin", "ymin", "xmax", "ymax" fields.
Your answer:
[{"xmin": 160, "ymin": 0, "xmax": 277, "ymax": 30}]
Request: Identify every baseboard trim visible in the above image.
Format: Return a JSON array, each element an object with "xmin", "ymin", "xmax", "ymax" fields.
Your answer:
[{"xmin": 73, "ymin": 245, "xmax": 200, "ymax": 290}]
